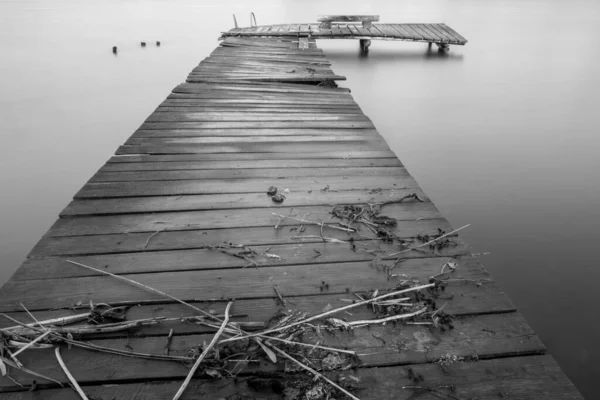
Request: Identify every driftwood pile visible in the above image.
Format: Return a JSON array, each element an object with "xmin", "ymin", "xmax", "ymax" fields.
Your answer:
[{"xmin": 0, "ymin": 195, "xmax": 472, "ymax": 400}]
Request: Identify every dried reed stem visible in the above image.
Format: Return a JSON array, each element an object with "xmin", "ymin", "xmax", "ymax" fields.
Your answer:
[
  {"xmin": 11, "ymin": 331, "xmax": 52, "ymax": 357},
  {"xmin": 388, "ymin": 224, "xmax": 470, "ymax": 257},
  {"xmin": 220, "ymin": 283, "xmax": 434, "ymax": 344},
  {"xmin": 268, "ymin": 344, "xmax": 360, "ymax": 400},
  {"xmin": 172, "ymin": 301, "xmax": 233, "ymax": 400},
  {"xmin": 55, "ymin": 347, "xmax": 89, "ymax": 399}
]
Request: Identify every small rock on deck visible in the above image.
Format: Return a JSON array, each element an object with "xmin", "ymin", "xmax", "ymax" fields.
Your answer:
[{"xmin": 0, "ymin": 36, "xmax": 581, "ymax": 399}]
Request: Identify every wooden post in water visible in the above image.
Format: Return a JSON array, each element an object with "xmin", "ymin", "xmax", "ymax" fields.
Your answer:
[{"xmin": 360, "ymin": 39, "xmax": 371, "ymax": 53}]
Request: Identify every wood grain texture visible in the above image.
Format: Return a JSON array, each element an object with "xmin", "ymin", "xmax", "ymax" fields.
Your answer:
[
  {"xmin": 0, "ymin": 356, "xmax": 580, "ymax": 399},
  {"xmin": 1, "ymin": 256, "xmax": 491, "ymax": 312},
  {"xmin": 30, "ymin": 218, "xmax": 455, "ymax": 259},
  {"xmin": 62, "ymin": 187, "xmax": 419, "ymax": 215},
  {"xmin": 0, "ymin": 312, "xmax": 544, "ymax": 391}
]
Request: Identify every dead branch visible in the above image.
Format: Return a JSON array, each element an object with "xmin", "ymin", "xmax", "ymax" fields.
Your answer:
[
  {"xmin": 220, "ymin": 283, "xmax": 434, "ymax": 344},
  {"xmin": 348, "ymin": 307, "xmax": 427, "ymax": 327}
]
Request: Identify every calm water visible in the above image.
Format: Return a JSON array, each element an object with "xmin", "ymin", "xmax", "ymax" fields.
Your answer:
[{"xmin": 1, "ymin": 0, "xmax": 598, "ymax": 397}]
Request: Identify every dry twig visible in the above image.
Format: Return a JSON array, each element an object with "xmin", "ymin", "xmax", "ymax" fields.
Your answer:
[
  {"xmin": 271, "ymin": 212, "xmax": 355, "ymax": 232},
  {"xmin": 220, "ymin": 283, "xmax": 434, "ymax": 344},
  {"xmin": 348, "ymin": 307, "xmax": 428, "ymax": 327}
]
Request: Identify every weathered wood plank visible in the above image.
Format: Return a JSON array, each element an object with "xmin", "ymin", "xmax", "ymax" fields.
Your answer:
[
  {"xmin": 0, "ymin": 356, "xmax": 580, "ymax": 399},
  {"xmin": 31, "ymin": 218, "xmax": 454, "ymax": 261},
  {"xmin": 90, "ymin": 166, "xmax": 408, "ymax": 182},
  {"xmin": 0, "ymin": 312, "xmax": 545, "ymax": 391},
  {"xmin": 0, "ymin": 255, "xmax": 491, "ymax": 311},
  {"xmin": 106, "ymin": 151, "xmax": 396, "ymax": 163},
  {"xmin": 0, "ymin": 282, "xmax": 513, "ymax": 340},
  {"xmin": 115, "ymin": 141, "xmax": 391, "ymax": 154},
  {"xmin": 155, "ymin": 107, "xmax": 363, "ymax": 114},
  {"xmin": 144, "ymin": 113, "xmax": 370, "ymax": 122},
  {"xmin": 125, "ymin": 134, "xmax": 378, "ymax": 145},
  {"xmin": 49, "ymin": 201, "xmax": 441, "ymax": 236},
  {"xmin": 75, "ymin": 174, "xmax": 417, "ymax": 198},
  {"xmin": 61, "ymin": 187, "xmax": 418, "ymax": 216},
  {"xmin": 317, "ymin": 15, "xmax": 380, "ymax": 23},
  {"xmin": 24, "ymin": 235, "xmax": 467, "ymax": 276},
  {"xmin": 97, "ymin": 158, "xmax": 401, "ymax": 171}
]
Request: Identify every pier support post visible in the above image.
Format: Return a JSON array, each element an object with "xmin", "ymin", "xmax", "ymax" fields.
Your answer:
[
  {"xmin": 359, "ymin": 39, "xmax": 371, "ymax": 53},
  {"xmin": 436, "ymin": 43, "xmax": 449, "ymax": 52}
]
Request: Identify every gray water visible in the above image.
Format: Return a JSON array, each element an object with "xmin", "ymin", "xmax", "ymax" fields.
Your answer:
[{"xmin": 1, "ymin": 0, "xmax": 598, "ymax": 397}]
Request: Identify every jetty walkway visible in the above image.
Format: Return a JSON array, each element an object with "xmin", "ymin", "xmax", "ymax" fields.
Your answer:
[{"xmin": 0, "ymin": 32, "xmax": 583, "ymax": 400}]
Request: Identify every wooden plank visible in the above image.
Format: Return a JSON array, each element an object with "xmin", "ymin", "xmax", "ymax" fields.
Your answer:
[
  {"xmin": 366, "ymin": 25, "xmax": 385, "ymax": 38},
  {"xmin": 155, "ymin": 107, "xmax": 363, "ymax": 114},
  {"xmin": 74, "ymin": 174, "xmax": 417, "ymax": 198},
  {"xmin": 1, "ymin": 255, "xmax": 492, "ymax": 310},
  {"xmin": 347, "ymin": 23, "xmax": 361, "ymax": 36},
  {"xmin": 0, "ymin": 279, "xmax": 512, "ymax": 337},
  {"xmin": 173, "ymin": 81, "xmax": 346, "ymax": 94},
  {"xmin": 427, "ymin": 23, "xmax": 456, "ymax": 43},
  {"xmin": 90, "ymin": 167, "xmax": 407, "ymax": 182},
  {"xmin": 125, "ymin": 135, "xmax": 378, "ymax": 144},
  {"xmin": 106, "ymin": 151, "xmax": 397, "ymax": 162},
  {"xmin": 48, "ymin": 202, "xmax": 440, "ymax": 236},
  {"xmin": 137, "ymin": 121, "xmax": 376, "ymax": 130},
  {"xmin": 396, "ymin": 24, "xmax": 424, "ymax": 40},
  {"xmin": 31, "ymin": 218, "xmax": 455, "ymax": 257},
  {"xmin": 317, "ymin": 15, "xmax": 380, "ymax": 23},
  {"xmin": 60, "ymin": 186, "xmax": 422, "ymax": 216},
  {"xmin": 417, "ymin": 23, "xmax": 444, "ymax": 42},
  {"xmin": 376, "ymin": 23, "xmax": 401, "ymax": 37},
  {"xmin": 97, "ymin": 158, "xmax": 401, "ymax": 171},
  {"xmin": 63, "ymin": 185, "xmax": 419, "ymax": 214},
  {"xmin": 0, "ymin": 355, "xmax": 581, "ymax": 399},
  {"xmin": 439, "ymin": 23, "xmax": 469, "ymax": 44},
  {"xmin": 23, "ymin": 236, "xmax": 467, "ymax": 277},
  {"xmin": 144, "ymin": 113, "xmax": 370, "ymax": 122},
  {"xmin": 0, "ymin": 312, "xmax": 544, "ymax": 391},
  {"xmin": 389, "ymin": 23, "xmax": 416, "ymax": 40},
  {"xmin": 115, "ymin": 141, "xmax": 389, "ymax": 154},
  {"xmin": 406, "ymin": 24, "xmax": 430, "ymax": 41}
]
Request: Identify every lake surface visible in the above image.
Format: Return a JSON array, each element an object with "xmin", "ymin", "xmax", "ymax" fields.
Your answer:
[{"xmin": 1, "ymin": 0, "xmax": 598, "ymax": 397}]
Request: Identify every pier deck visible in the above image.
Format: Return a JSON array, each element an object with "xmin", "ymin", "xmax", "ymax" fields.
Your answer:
[
  {"xmin": 0, "ymin": 36, "xmax": 582, "ymax": 399},
  {"xmin": 222, "ymin": 23, "xmax": 468, "ymax": 46}
]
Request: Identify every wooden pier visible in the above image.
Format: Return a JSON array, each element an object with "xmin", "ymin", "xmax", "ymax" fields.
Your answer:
[
  {"xmin": 223, "ymin": 15, "xmax": 468, "ymax": 52},
  {"xmin": 0, "ymin": 34, "xmax": 583, "ymax": 399}
]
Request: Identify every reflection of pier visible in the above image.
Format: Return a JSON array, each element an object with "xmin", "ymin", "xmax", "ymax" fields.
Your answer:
[
  {"xmin": 224, "ymin": 14, "xmax": 468, "ymax": 52},
  {"xmin": 0, "ymin": 29, "xmax": 583, "ymax": 400}
]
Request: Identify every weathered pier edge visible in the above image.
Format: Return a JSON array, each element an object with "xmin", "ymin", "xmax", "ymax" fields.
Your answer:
[{"xmin": 0, "ymin": 28, "xmax": 583, "ymax": 400}]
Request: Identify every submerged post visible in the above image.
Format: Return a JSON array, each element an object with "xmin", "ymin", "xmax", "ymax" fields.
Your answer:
[{"xmin": 360, "ymin": 39, "xmax": 371, "ymax": 53}]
